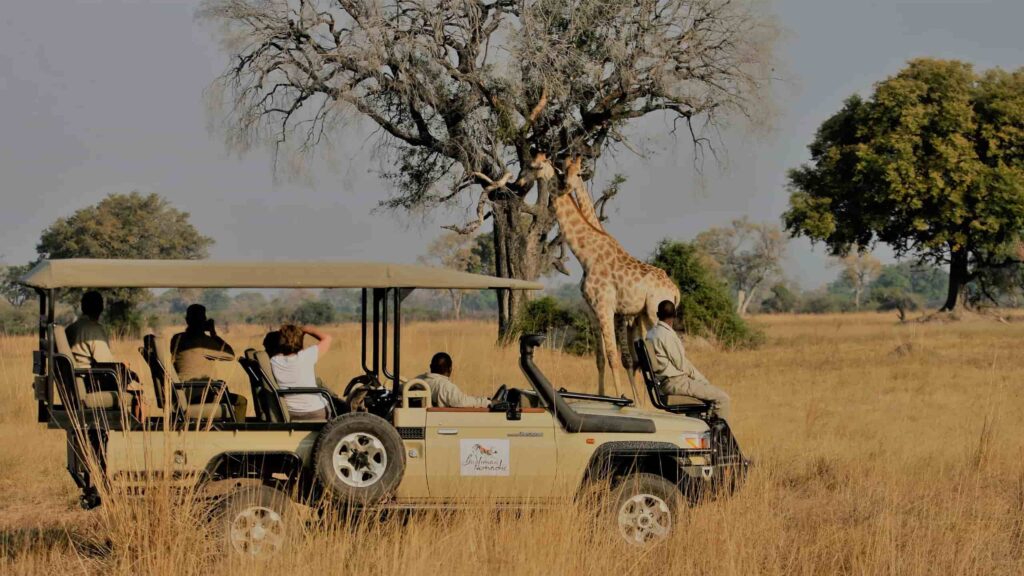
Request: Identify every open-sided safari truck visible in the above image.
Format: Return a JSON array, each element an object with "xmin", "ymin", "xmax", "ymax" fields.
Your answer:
[{"xmin": 22, "ymin": 259, "xmax": 745, "ymax": 554}]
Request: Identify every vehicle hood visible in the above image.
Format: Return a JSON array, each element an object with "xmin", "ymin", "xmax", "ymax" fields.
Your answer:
[{"xmin": 570, "ymin": 401, "xmax": 709, "ymax": 434}]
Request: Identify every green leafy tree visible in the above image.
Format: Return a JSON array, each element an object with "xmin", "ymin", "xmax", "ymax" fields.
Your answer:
[
  {"xmin": 650, "ymin": 240, "xmax": 762, "ymax": 349},
  {"xmin": 36, "ymin": 192, "xmax": 213, "ymax": 335},
  {"xmin": 785, "ymin": 59, "xmax": 1024, "ymax": 312}
]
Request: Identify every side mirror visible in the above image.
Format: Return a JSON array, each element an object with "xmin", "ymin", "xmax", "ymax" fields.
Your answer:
[{"xmin": 505, "ymin": 388, "xmax": 522, "ymax": 421}]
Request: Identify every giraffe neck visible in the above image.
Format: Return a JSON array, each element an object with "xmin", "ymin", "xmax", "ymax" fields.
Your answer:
[
  {"xmin": 553, "ymin": 193, "xmax": 620, "ymax": 272},
  {"xmin": 572, "ymin": 184, "xmax": 603, "ymax": 230}
]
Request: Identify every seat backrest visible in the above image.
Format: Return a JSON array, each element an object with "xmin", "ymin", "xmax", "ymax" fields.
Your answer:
[
  {"xmin": 140, "ymin": 334, "xmax": 167, "ymax": 409},
  {"xmin": 51, "ymin": 326, "xmax": 82, "ymax": 407},
  {"xmin": 151, "ymin": 335, "xmax": 193, "ymax": 409},
  {"xmin": 245, "ymin": 349, "xmax": 287, "ymax": 423},
  {"xmin": 633, "ymin": 339, "xmax": 660, "ymax": 386}
]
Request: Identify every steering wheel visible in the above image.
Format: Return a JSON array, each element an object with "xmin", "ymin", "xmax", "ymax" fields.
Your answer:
[
  {"xmin": 491, "ymin": 384, "xmax": 508, "ymax": 404},
  {"xmin": 344, "ymin": 373, "xmax": 384, "ymax": 396}
]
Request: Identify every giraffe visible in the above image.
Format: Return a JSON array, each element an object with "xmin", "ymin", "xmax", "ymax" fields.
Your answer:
[{"xmin": 536, "ymin": 154, "xmax": 680, "ymax": 400}]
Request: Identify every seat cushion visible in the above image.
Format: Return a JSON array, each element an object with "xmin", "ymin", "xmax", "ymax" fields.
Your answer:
[
  {"xmin": 665, "ymin": 395, "xmax": 708, "ymax": 406},
  {"xmin": 81, "ymin": 390, "xmax": 120, "ymax": 409},
  {"xmin": 183, "ymin": 403, "xmax": 230, "ymax": 420}
]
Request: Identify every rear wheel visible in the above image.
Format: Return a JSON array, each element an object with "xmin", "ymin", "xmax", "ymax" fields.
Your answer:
[
  {"xmin": 611, "ymin": 473, "xmax": 681, "ymax": 545},
  {"xmin": 313, "ymin": 412, "xmax": 405, "ymax": 507},
  {"xmin": 217, "ymin": 485, "xmax": 296, "ymax": 559}
]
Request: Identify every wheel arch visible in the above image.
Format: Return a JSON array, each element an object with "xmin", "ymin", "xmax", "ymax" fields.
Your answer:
[
  {"xmin": 581, "ymin": 441, "xmax": 685, "ymax": 491},
  {"xmin": 203, "ymin": 451, "xmax": 305, "ymax": 486}
]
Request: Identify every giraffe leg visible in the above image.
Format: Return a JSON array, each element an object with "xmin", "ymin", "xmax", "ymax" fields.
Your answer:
[
  {"xmin": 594, "ymin": 318, "xmax": 607, "ymax": 396},
  {"xmin": 595, "ymin": 305, "xmax": 623, "ymax": 398},
  {"xmin": 625, "ymin": 318, "xmax": 645, "ymax": 407}
]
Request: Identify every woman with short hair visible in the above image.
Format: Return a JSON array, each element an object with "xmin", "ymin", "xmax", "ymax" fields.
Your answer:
[{"xmin": 270, "ymin": 324, "xmax": 333, "ymax": 421}]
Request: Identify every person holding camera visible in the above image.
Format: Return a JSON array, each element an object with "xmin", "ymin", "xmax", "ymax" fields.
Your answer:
[{"xmin": 171, "ymin": 304, "xmax": 247, "ymax": 421}]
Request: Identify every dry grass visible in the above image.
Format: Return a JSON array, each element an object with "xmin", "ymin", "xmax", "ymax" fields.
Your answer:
[{"xmin": 1, "ymin": 314, "xmax": 1023, "ymax": 575}]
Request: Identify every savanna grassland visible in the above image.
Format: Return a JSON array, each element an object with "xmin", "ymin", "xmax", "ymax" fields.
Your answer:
[{"xmin": 1, "ymin": 314, "xmax": 1022, "ymax": 575}]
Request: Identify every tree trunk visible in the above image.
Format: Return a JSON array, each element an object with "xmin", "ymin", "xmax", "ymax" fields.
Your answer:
[
  {"xmin": 492, "ymin": 199, "xmax": 545, "ymax": 340},
  {"xmin": 735, "ymin": 289, "xmax": 747, "ymax": 315},
  {"xmin": 854, "ymin": 285, "xmax": 862, "ymax": 310},
  {"xmin": 449, "ymin": 289, "xmax": 463, "ymax": 320},
  {"xmin": 941, "ymin": 248, "xmax": 970, "ymax": 312}
]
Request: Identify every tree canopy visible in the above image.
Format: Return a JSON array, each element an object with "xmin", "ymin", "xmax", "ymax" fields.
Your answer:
[
  {"xmin": 694, "ymin": 217, "xmax": 786, "ymax": 315},
  {"xmin": 200, "ymin": 0, "xmax": 777, "ymax": 334},
  {"xmin": 36, "ymin": 192, "xmax": 213, "ymax": 334},
  {"xmin": 785, "ymin": 59, "xmax": 1024, "ymax": 312}
]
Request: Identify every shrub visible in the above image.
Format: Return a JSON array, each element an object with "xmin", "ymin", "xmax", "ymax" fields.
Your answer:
[
  {"xmin": 650, "ymin": 240, "xmax": 763, "ymax": 349},
  {"xmin": 517, "ymin": 297, "xmax": 597, "ymax": 356},
  {"xmin": 0, "ymin": 303, "xmax": 35, "ymax": 335},
  {"xmin": 798, "ymin": 290, "xmax": 854, "ymax": 314},
  {"xmin": 761, "ymin": 283, "xmax": 798, "ymax": 313}
]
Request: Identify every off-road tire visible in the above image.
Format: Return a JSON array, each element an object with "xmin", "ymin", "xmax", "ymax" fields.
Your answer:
[
  {"xmin": 313, "ymin": 412, "xmax": 405, "ymax": 507},
  {"xmin": 216, "ymin": 485, "xmax": 297, "ymax": 559},
  {"xmin": 610, "ymin": 473, "xmax": 682, "ymax": 545}
]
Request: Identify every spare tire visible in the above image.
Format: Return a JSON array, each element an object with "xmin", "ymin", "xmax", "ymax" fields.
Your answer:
[{"xmin": 313, "ymin": 412, "xmax": 405, "ymax": 506}]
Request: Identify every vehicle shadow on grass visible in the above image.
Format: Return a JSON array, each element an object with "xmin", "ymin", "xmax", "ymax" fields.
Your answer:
[{"xmin": 0, "ymin": 525, "xmax": 111, "ymax": 562}]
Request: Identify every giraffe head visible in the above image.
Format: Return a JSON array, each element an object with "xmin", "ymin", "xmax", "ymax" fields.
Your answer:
[{"xmin": 529, "ymin": 153, "xmax": 556, "ymax": 182}]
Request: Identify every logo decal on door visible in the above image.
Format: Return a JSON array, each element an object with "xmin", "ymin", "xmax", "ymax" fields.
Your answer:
[{"xmin": 460, "ymin": 439, "xmax": 510, "ymax": 476}]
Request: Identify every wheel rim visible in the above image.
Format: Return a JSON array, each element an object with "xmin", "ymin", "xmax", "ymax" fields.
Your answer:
[
  {"xmin": 229, "ymin": 505, "xmax": 285, "ymax": 557},
  {"xmin": 617, "ymin": 493, "xmax": 672, "ymax": 545},
  {"xmin": 331, "ymin": 432, "xmax": 388, "ymax": 488}
]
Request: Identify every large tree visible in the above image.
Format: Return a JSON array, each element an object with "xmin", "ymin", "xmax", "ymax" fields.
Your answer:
[
  {"xmin": 200, "ymin": 0, "xmax": 776, "ymax": 335},
  {"xmin": 785, "ymin": 59, "xmax": 1024, "ymax": 312},
  {"xmin": 37, "ymin": 192, "xmax": 213, "ymax": 333},
  {"xmin": 694, "ymin": 217, "xmax": 786, "ymax": 315}
]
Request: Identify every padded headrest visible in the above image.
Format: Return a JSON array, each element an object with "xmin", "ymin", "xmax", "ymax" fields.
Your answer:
[
  {"xmin": 53, "ymin": 325, "xmax": 72, "ymax": 357},
  {"xmin": 253, "ymin": 350, "xmax": 278, "ymax": 387},
  {"xmin": 153, "ymin": 336, "xmax": 180, "ymax": 383}
]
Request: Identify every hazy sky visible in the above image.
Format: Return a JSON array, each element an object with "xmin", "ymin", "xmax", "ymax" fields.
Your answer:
[{"xmin": 1, "ymin": 0, "xmax": 1022, "ymax": 289}]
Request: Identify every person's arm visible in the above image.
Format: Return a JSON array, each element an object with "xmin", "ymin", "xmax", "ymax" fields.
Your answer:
[
  {"xmin": 437, "ymin": 379, "xmax": 490, "ymax": 408},
  {"xmin": 302, "ymin": 325, "xmax": 333, "ymax": 357},
  {"xmin": 207, "ymin": 320, "xmax": 235, "ymax": 356}
]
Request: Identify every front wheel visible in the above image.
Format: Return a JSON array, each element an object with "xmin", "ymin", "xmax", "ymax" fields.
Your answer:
[
  {"xmin": 610, "ymin": 473, "xmax": 682, "ymax": 545},
  {"xmin": 216, "ymin": 485, "xmax": 297, "ymax": 559}
]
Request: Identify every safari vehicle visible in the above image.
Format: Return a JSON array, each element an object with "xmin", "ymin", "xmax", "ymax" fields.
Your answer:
[{"xmin": 22, "ymin": 259, "xmax": 745, "ymax": 553}]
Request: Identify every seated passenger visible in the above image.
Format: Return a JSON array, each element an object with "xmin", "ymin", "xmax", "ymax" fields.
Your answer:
[
  {"xmin": 66, "ymin": 291, "xmax": 115, "ymax": 369},
  {"xmin": 416, "ymin": 352, "xmax": 490, "ymax": 408},
  {"xmin": 171, "ymin": 304, "xmax": 248, "ymax": 422},
  {"xmin": 647, "ymin": 300, "xmax": 732, "ymax": 421},
  {"xmin": 270, "ymin": 324, "xmax": 333, "ymax": 421},
  {"xmin": 66, "ymin": 291, "xmax": 144, "ymax": 417}
]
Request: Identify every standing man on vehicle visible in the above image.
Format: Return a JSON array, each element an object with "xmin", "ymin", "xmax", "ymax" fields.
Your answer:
[
  {"xmin": 171, "ymin": 304, "xmax": 247, "ymax": 421},
  {"xmin": 646, "ymin": 300, "xmax": 732, "ymax": 421},
  {"xmin": 417, "ymin": 352, "xmax": 490, "ymax": 408},
  {"xmin": 66, "ymin": 291, "xmax": 115, "ymax": 369}
]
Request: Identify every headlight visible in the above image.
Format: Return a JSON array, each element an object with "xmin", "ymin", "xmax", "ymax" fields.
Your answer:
[{"xmin": 680, "ymin": 431, "xmax": 710, "ymax": 450}]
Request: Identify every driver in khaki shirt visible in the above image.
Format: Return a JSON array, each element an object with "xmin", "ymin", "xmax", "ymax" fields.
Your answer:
[
  {"xmin": 65, "ymin": 291, "xmax": 115, "ymax": 369},
  {"xmin": 416, "ymin": 352, "xmax": 490, "ymax": 408},
  {"xmin": 646, "ymin": 300, "xmax": 732, "ymax": 421}
]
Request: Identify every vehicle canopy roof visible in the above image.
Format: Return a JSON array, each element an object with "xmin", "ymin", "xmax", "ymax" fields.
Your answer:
[{"xmin": 20, "ymin": 259, "xmax": 545, "ymax": 291}]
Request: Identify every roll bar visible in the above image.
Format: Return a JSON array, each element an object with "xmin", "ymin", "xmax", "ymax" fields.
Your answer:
[{"xmin": 518, "ymin": 334, "xmax": 655, "ymax": 434}]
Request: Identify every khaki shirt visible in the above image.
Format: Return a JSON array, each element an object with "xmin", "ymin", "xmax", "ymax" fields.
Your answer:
[
  {"xmin": 171, "ymin": 331, "xmax": 235, "ymax": 381},
  {"xmin": 65, "ymin": 317, "xmax": 114, "ymax": 369},
  {"xmin": 646, "ymin": 321, "xmax": 708, "ymax": 384},
  {"xmin": 416, "ymin": 372, "xmax": 490, "ymax": 408}
]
